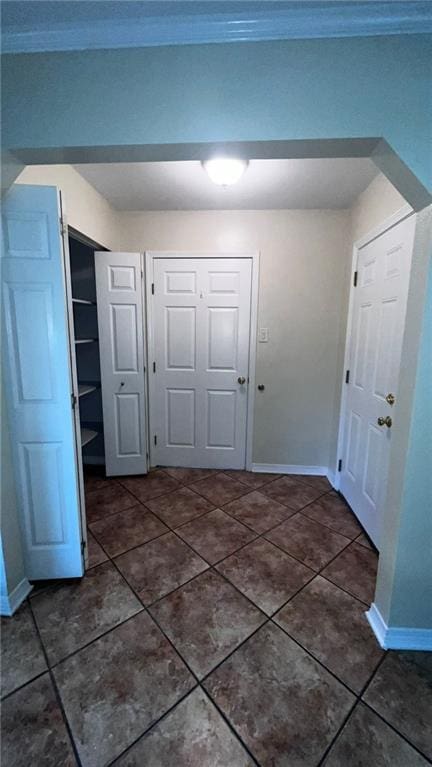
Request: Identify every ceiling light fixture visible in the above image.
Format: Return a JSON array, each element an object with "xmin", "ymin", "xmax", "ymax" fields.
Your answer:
[{"xmin": 202, "ymin": 157, "xmax": 248, "ymax": 186}]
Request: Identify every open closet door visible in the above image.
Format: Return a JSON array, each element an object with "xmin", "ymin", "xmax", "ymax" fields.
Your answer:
[
  {"xmin": 95, "ymin": 252, "xmax": 147, "ymax": 476},
  {"xmin": 2, "ymin": 184, "xmax": 85, "ymax": 579}
]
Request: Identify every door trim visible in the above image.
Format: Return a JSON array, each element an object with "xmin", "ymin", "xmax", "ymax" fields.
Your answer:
[
  {"xmin": 145, "ymin": 251, "xmax": 260, "ymax": 470},
  {"xmin": 334, "ymin": 203, "xmax": 415, "ymax": 492}
]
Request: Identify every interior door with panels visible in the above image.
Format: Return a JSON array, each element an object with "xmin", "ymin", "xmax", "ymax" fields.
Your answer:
[
  {"xmin": 151, "ymin": 257, "xmax": 252, "ymax": 469},
  {"xmin": 2, "ymin": 184, "xmax": 85, "ymax": 579},
  {"xmin": 95, "ymin": 252, "xmax": 147, "ymax": 476},
  {"xmin": 340, "ymin": 215, "xmax": 416, "ymax": 547}
]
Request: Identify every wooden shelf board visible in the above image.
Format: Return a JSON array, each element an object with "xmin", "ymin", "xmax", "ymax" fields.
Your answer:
[
  {"xmin": 72, "ymin": 297, "xmax": 96, "ymax": 305},
  {"xmin": 81, "ymin": 428, "xmax": 98, "ymax": 448},
  {"xmin": 78, "ymin": 384, "xmax": 97, "ymax": 398}
]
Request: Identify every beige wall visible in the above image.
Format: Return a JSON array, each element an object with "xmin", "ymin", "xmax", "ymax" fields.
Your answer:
[
  {"xmin": 351, "ymin": 172, "xmax": 410, "ymax": 243},
  {"xmin": 119, "ymin": 209, "xmax": 351, "ymax": 468},
  {"xmin": 16, "ymin": 165, "xmax": 122, "ymax": 250},
  {"xmin": 11, "ymin": 165, "xmax": 407, "ymax": 474}
]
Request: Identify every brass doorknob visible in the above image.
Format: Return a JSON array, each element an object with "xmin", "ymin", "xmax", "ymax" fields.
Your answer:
[
  {"xmin": 237, "ymin": 376, "xmax": 246, "ymax": 385},
  {"xmin": 385, "ymin": 393, "xmax": 395, "ymax": 406},
  {"xmin": 377, "ymin": 416, "xmax": 392, "ymax": 428}
]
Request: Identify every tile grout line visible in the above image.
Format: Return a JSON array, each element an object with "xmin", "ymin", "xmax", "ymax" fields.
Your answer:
[
  {"xmin": 6, "ymin": 470, "xmax": 404, "ymax": 766},
  {"xmin": 26, "ymin": 598, "xmax": 84, "ymax": 767},
  {"xmin": 360, "ymin": 698, "xmax": 432, "ymax": 765},
  {"xmin": 106, "ymin": 550, "xmax": 263, "ymax": 766},
  {"xmin": 41, "ymin": 469, "xmax": 380, "ymax": 765}
]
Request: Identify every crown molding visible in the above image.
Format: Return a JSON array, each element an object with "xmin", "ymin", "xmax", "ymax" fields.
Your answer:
[{"xmin": 2, "ymin": 3, "xmax": 432, "ymax": 54}]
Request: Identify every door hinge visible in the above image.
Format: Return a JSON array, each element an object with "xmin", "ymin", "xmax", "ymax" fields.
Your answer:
[
  {"xmin": 338, "ymin": 459, "xmax": 343, "ymax": 472},
  {"xmin": 59, "ymin": 218, "xmax": 67, "ymax": 236},
  {"xmin": 151, "ymin": 283, "xmax": 155, "ymax": 295},
  {"xmin": 81, "ymin": 539, "xmax": 86, "ymax": 555},
  {"xmin": 154, "ymin": 435, "xmax": 157, "ymax": 446},
  {"xmin": 71, "ymin": 392, "xmax": 77, "ymax": 409},
  {"xmin": 345, "ymin": 370, "xmax": 350, "ymax": 384},
  {"xmin": 153, "ymin": 361, "xmax": 156, "ymax": 373},
  {"xmin": 353, "ymin": 270, "xmax": 358, "ymax": 287}
]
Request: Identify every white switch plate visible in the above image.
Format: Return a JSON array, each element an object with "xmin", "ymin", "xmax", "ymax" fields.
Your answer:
[{"xmin": 259, "ymin": 327, "xmax": 269, "ymax": 343}]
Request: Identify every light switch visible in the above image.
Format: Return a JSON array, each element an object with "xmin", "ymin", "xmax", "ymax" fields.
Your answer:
[{"xmin": 259, "ymin": 327, "xmax": 269, "ymax": 343}]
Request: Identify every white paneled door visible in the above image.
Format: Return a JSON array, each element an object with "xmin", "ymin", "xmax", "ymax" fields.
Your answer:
[
  {"xmin": 150, "ymin": 257, "xmax": 253, "ymax": 469},
  {"xmin": 340, "ymin": 215, "xmax": 416, "ymax": 547},
  {"xmin": 95, "ymin": 252, "xmax": 147, "ymax": 476},
  {"xmin": 2, "ymin": 184, "xmax": 84, "ymax": 579}
]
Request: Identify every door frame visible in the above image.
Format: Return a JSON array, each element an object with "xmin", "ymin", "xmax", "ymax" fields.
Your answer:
[
  {"xmin": 334, "ymin": 202, "xmax": 415, "ymax": 492},
  {"xmin": 145, "ymin": 251, "xmax": 260, "ymax": 471}
]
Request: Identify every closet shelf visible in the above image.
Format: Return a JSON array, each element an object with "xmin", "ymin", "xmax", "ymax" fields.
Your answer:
[
  {"xmin": 78, "ymin": 384, "xmax": 97, "ymax": 398},
  {"xmin": 75, "ymin": 338, "xmax": 97, "ymax": 344},
  {"xmin": 81, "ymin": 428, "xmax": 98, "ymax": 447},
  {"xmin": 72, "ymin": 297, "xmax": 96, "ymax": 305}
]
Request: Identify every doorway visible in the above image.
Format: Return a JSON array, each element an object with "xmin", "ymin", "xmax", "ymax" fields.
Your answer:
[{"xmin": 146, "ymin": 253, "xmax": 259, "ymax": 470}]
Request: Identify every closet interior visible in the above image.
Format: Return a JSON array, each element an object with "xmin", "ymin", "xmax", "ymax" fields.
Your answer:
[{"xmin": 69, "ymin": 231, "xmax": 106, "ymax": 469}]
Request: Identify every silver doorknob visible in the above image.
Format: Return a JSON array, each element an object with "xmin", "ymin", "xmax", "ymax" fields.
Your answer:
[
  {"xmin": 377, "ymin": 416, "xmax": 392, "ymax": 428},
  {"xmin": 237, "ymin": 376, "xmax": 246, "ymax": 385}
]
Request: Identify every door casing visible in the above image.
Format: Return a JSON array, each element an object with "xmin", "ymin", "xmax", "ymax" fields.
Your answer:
[{"xmin": 145, "ymin": 251, "xmax": 260, "ymax": 470}]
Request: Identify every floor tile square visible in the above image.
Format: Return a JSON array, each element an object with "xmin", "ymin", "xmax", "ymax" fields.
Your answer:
[
  {"xmin": 115, "ymin": 532, "xmax": 208, "ymax": 605},
  {"xmin": 223, "ymin": 470, "xmax": 280, "ymax": 490},
  {"xmin": 31, "ymin": 560, "xmax": 142, "ymax": 665},
  {"xmin": 321, "ymin": 541, "xmax": 378, "ymax": 604},
  {"xmin": 149, "ymin": 569, "xmax": 265, "ymax": 678},
  {"xmin": 85, "ymin": 483, "xmax": 137, "ymax": 525},
  {"xmin": 290, "ymin": 474, "xmax": 332, "ymax": 493},
  {"xmin": 216, "ymin": 538, "xmax": 314, "ymax": 615},
  {"xmin": 89, "ymin": 505, "xmax": 168, "ymax": 557},
  {"xmin": 190, "ymin": 473, "xmax": 248, "ymax": 506},
  {"xmin": 54, "ymin": 611, "xmax": 195, "ymax": 767},
  {"xmin": 363, "ymin": 651, "xmax": 432, "ymax": 760},
  {"xmin": 323, "ymin": 702, "xmax": 430, "ymax": 766},
  {"xmin": 301, "ymin": 491, "xmax": 362, "ymax": 539},
  {"xmin": 84, "ymin": 471, "xmax": 117, "ymax": 490},
  {"xmin": 204, "ymin": 622, "xmax": 354, "ymax": 766},
  {"xmin": 262, "ymin": 475, "xmax": 325, "ymax": 510},
  {"xmin": 223, "ymin": 490, "xmax": 292, "ymax": 534},
  {"xmin": 1, "ymin": 674, "xmax": 76, "ymax": 767},
  {"xmin": 119, "ymin": 470, "xmax": 180, "ymax": 502},
  {"xmin": 86, "ymin": 530, "xmax": 109, "ymax": 569},
  {"xmin": 176, "ymin": 509, "xmax": 256, "ymax": 564},
  {"xmin": 274, "ymin": 576, "xmax": 383, "ymax": 692},
  {"xmin": 162, "ymin": 467, "xmax": 218, "ymax": 484},
  {"xmin": 146, "ymin": 486, "xmax": 214, "ymax": 528},
  {"xmin": 1, "ymin": 603, "xmax": 47, "ymax": 698},
  {"xmin": 114, "ymin": 687, "xmax": 253, "ymax": 766},
  {"xmin": 265, "ymin": 513, "xmax": 350, "ymax": 571},
  {"xmin": 355, "ymin": 531, "xmax": 374, "ymax": 549}
]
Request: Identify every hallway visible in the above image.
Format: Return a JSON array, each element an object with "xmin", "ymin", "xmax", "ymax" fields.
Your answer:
[{"xmin": 2, "ymin": 469, "xmax": 431, "ymax": 766}]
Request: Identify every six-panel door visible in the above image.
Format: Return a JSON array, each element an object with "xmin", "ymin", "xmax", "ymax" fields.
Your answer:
[
  {"xmin": 95, "ymin": 252, "xmax": 147, "ymax": 476},
  {"xmin": 2, "ymin": 184, "xmax": 84, "ymax": 578},
  {"xmin": 340, "ymin": 215, "xmax": 416, "ymax": 547},
  {"xmin": 152, "ymin": 258, "xmax": 253, "ymax": 469}
]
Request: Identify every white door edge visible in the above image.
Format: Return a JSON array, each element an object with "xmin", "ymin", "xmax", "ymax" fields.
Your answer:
[
  {"xmin": 334, "ymin": 206, "xmax": 417, "ymax": 493},
  {"xmin": 145, "ymin": 251, "xmax": 259, "ymax": 470},
  {"xmin": 59, "ymin": 196, "xmax": 87, "ymax": 566}
]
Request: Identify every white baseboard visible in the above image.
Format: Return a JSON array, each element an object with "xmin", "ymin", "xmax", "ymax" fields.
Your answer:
[
  {"xmin": 251, "ymin": 463, "xmax": 328, "ymax": 476},
  {"xmin": 367, "ymin": 602, "xmax": 432, "ymax": 651},
  {"xmin": 0, "ymin": 577, "xmax": 33, "ymax": 617}
]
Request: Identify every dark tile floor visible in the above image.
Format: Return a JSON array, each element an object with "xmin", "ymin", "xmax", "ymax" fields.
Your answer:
[{"xmin": 2, "ymin": 468, "xmax": 431, "ymax": 767}]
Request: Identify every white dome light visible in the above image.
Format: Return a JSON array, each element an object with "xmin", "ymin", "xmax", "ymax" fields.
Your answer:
[{"xmin": 203, "ymin": 157, "xmax": 248, "ymax": 186}]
